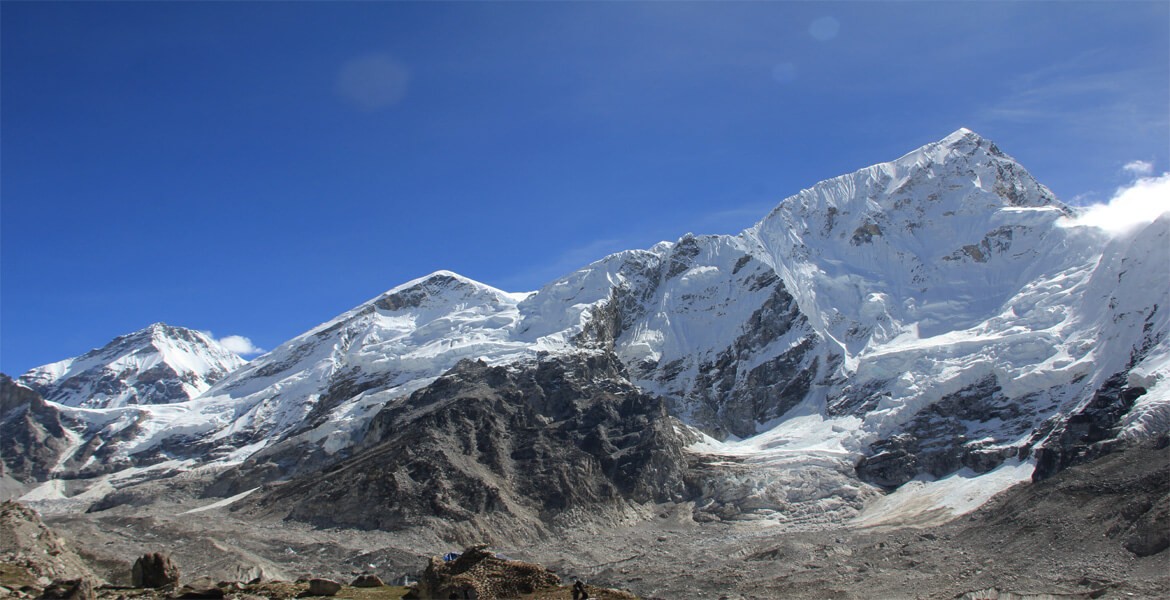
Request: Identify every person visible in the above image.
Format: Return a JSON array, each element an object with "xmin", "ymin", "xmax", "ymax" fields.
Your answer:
[{"xmin": 572, "ymin": 579, "xmax": 588, "ymax": 600}]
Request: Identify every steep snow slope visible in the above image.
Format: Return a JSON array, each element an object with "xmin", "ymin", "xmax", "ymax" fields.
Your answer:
[
  {"xmin": 515, "ymin": 235, "xmax": 819, "ymax": 438},
  {"xmin": 189, "ymin": 271, "xmax": 543, "ymax": 459},
  {"xmin": 19, "ymin": 324, "xmax": 245, "ymax": 409},
  {"xmin": 12, "ymin": 272, "xmax": 554, "ymax": 484}
]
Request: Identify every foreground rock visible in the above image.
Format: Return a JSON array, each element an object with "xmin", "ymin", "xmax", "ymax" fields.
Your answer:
[
  {"xmin": 412, "ymin": 545, "xmax": 560, "ymax": 599},
  {"xmin": 0, "ymin": 501, "xmax": 98, "ymax": 586},
  {"xmin": 305, "ymin": 578, "xmax": 341, "ymax": 596},
  {"xmin": 131, "ymin": 553, "xmax": 179, "ymax": 589},
  {"xmin": 349, "ymin": 574, "xmax": 383, "ymax": 588},
  {"xmin": 36, "ymin": 579, "xmax": 95, "ymax": 600}
]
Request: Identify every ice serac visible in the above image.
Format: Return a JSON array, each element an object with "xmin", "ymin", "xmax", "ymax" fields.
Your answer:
[{"xmin": 18, "ymin": 323, "xmax": 246, "ymax": 409}]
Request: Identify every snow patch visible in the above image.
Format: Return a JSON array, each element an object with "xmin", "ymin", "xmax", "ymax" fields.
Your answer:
[
  {"xmin": 180, "ymin": 487, "xmax": 259, "ymax": 514},
  {"xmin": 852, "ymin": 458, "xmax": 1035, "ymax": 528}
]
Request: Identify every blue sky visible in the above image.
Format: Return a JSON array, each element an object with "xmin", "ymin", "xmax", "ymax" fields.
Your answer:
[{"xmin": 2, "ymin": 1, "xmax": 1167, "ymax": 374}]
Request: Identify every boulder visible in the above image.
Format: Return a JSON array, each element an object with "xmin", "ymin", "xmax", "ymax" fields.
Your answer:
[
  {"xmin": 414, "ymin": 544, "xmax": 559, "ymax": 600},
  {"xmin": 350, "ymin": 574, "xmax": 384, "ymax": 588},
  {"xmin": 307, "ymin": 579, "xmax": 342, "ymax": 596},
  {"xmin": 175, "ymin": 584, "xmax": 225, "ymax": 599},
  {"xmin": 131, "ymin": 553, "xmax": 180, "ymax": 589},
  {"xmin": 36, "ymin": 579, "xmax": 94, "ymax": 600}
]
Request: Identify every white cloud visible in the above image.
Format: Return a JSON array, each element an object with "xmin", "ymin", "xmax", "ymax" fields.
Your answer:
[
  {"xmin": 1063, "ymin": 172, "xmax": 1170, "ymax": 235},
  {"xmin": 202, "ymin": 331, "xmax": 265, "ymax": 356},
  {"xmin": 1123, "ymin": 160, "xmax": 1155, "ymax": 177}
]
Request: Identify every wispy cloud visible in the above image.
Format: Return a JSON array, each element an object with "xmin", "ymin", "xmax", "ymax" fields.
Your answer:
[
  {"xmin": 1123, "ymin": 160, "xmax": 1155, "ymax": 177},
  {"xmin": 1061, "ymin": 172, "xmax": 1170, "ymax": 235},
  {"xmin": 980, "ymin": 52, "xmax": 1168, "ymax": 136}
]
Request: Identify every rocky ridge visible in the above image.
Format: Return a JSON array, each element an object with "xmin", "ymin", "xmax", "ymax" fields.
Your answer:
[
  {"xmin": 235, "ymin": 353, "xmax": 694, "ymax": 539},
  {"xmin": 19, "ymin": 324, "xmax": 245, "ymax": 410}
]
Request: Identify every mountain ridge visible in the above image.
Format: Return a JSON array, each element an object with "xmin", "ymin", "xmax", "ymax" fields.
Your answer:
[
  {"xmin": 18, "ymin": 323, "xmax": 246, "ymax": 410},
  {"xmin": 4, "ymin": 129, "xmax": 1166, "ymax": 534}
]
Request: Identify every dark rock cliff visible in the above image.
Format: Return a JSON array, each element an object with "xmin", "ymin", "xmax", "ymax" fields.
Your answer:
[
  {"xmin": 240, "ymin": 353, "xmax": 694, "ymax": 537},
  {"xmin": 0, "ymin": 374, "xmax": 71, "ymax": 484}
]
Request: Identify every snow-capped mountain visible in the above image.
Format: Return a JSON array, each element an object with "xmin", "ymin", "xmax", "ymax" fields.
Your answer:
[
  {"xmin": 18, "ymin": 323, "xmax": 246, "ymax": 409},
  {"xmin": 9, "ymin": 129, "xmax": 1167, "ymax": 529}
]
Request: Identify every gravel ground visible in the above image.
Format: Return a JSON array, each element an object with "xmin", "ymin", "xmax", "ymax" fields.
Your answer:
[{"xmin": 11, "ymin": 443, "xmax": 1166, "ymax": 600}]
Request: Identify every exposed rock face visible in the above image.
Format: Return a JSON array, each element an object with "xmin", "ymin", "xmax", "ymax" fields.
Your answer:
[
  {"xmin": 0, "ymin": 375, "xmax": 71, "ymax": 484},
  {"xmin": 131, "ymin": 553, "xmax": 180, "ymax": 589},
  {"xmin": 856, "ymin": 376, "xmax": 1039, "ymax": 489},
  {"xmin": 1123, "ymin": 490, "xmax": 1170, "ymax": 557},
  {"xmin": 414, "ymin": 545, "xmax": 560, "ymax": 600},
  {"xmin": 1031, "ymin": 373, "xmax": 1149, "ymax": 481},
  {"xmin": 570, "ymin": 238, "xmax": 821, "ymax": 440},
  {"xmin": 243, "ymin": 354, "xmax": 693, "ymax": 536}
]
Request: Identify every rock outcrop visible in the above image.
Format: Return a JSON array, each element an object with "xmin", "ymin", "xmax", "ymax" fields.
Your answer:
[
  {"xmin": 131, "ymin": 553, "xmax": 180, "ymax": 589},
  {"xmin": 36, "ymin": 578, "xmax": 95, "ymax": 600},
  {"xmin": 412, "ymin": 545, "xmax": 559, "ymax": 600},
  {"xmin": 0, "ymin": 376, "xmax": 72, "ymax": 484}
]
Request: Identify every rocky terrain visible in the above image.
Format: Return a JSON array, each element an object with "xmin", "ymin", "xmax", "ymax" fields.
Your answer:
[{"xmin": 1, "ymin": 437, "xmax": 1166, "ymax": 599}]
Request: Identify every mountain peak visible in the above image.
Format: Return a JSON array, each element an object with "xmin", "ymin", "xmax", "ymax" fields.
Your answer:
[
  {"xmin": 940, "ymin": 127, "xmax": 982, "ymax": 145},
  {"xmin": 387, "ymin": 270, "xmax": 480, "ymax": 294},
  {"xmin": 371, "ymin": 270, "xmax": 514, "ymax": 313},
  {"xmin": 18, "ymin": 323, "xmax": 245, "ymax": 408}
]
